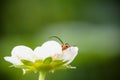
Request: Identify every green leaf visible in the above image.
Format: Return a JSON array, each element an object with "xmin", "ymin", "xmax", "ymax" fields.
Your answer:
[
  {"xmin": 43, "ymin": 57, "xmax": 52, "ymax": 64},
  {"xmin": 21, "ymin": 60, "xmax": 34, "ymax": 66}
]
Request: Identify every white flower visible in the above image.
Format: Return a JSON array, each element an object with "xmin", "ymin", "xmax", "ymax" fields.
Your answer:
[{"xmin": 4, "ymin": 40, "xmax": 78, "ymax": 71}]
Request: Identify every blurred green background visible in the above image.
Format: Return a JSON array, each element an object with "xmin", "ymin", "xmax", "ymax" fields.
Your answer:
[{"xmin": 0, "ymin": 0, "xmax": 120, "ymax": 80}]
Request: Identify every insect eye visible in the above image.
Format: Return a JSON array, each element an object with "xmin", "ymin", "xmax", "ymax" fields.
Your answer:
[{"xmin": 66, "ymin": 45, "xmax": 68, "ymax": 47}]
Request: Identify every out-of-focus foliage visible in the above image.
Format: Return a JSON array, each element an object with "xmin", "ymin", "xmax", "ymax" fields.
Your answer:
[{"xmin": 0, "ymin": 0, "xmax": 120, "ymax": 80}]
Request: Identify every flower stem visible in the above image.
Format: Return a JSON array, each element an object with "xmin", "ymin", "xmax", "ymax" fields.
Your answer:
[{"xmin": 38, "ymin": 71, "xmax": 46, "ymax": 80}]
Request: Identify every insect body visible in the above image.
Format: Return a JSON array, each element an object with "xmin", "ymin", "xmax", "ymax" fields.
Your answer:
[
  {"xmin": 50, "ymin": 36, "xmax": 70, "ymax": 50},
  {"xmin": 61, "ymin": 43, "xmax": 70, "ymax": 50}
]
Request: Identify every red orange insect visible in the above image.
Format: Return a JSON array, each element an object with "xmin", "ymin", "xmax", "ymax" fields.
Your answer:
[{"xmin": 50, "ymin": 36, "xmax": 70, "ymax": 50}]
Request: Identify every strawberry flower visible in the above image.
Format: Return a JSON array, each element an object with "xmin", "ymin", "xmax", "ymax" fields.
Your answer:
[{"xmin": 4, "ymin": 40, "xmax": 78, "ymax": 80}]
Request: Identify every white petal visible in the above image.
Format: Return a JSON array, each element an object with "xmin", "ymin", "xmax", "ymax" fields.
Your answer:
[
  {"xmin": 34, "ymin": 41, "xmax": 62, "ymax": 59},
  {"xmin": 33, "ymin": 47, "xmax": 44, "ymax": 59},
  {"xmin": 61, "ymin": 47, "xmax": 78, "ymax": 64},
  {"xmin": 4, "ymin": 56, "xmax": 23, "ymax": 65},
  {"xmin": 11, "ymin": 46, "xmax": 34, "ymax": 62}
]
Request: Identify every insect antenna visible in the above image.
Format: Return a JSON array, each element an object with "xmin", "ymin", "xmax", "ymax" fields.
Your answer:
[
  {"xmin": 50, "ymin": 36, "xmax": 64, "ymax": 44},
  {"xmin": 65, "ymin": 43, "xmax": 70, "ymax": 46}
]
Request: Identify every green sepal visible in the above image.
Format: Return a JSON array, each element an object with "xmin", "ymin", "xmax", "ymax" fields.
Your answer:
[
  {"xmin": 49, "ymin": 60, "xmax": 68, "ymax": 70},
  {"xmin": 37, "ymin": 64, "xmax": 52, "ymax": 71},
  {"xmin": 10, "ymin": 65, "xmax": 26, "ymax": 69},
  {"xmin": 21, "ymin": 60, "xmax": 34, "ymax": 66},
  {"xmin": 67, "ymin": 65, "xmax": 76, "ymax": 69},
  {"xmin": 51, "ymin": 60, "xmax": 68, "ymax": 67},
  {"xmin": 9, "ymin": 58, "xmax": 75, "ymax": 74},
  {"xmin": 35, "ymin": 60, "xmax": 43, "ymax": 63},
  {"xmin": 20, "ymin": 60, "xmax": 37, "ymax": 72},
  {"xmin": 43, "ymin": 57, "xmax": 52, "ymax": 64}
]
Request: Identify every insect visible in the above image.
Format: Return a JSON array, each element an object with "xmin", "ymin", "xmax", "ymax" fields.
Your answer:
[{"xmin": 50, "ymin": 36, "xmax": 70, "ymax": 50}]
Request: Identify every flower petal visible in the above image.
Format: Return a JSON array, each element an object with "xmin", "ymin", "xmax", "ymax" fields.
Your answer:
[
  {"xmin": 61, "ymin": 47, "xmax": 78, "ymax": 64},
  {"xmin": 11, "ymin": 46, "xmax": 34, "ymax": 62},
  {"xmin": 34, "ymin": 41, "xmax": 62, "ymax": 59},
  {"xmin": 4, "ymin": 56, "xmax": 23, "ymax": 65}
]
